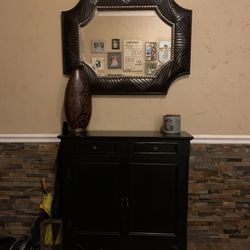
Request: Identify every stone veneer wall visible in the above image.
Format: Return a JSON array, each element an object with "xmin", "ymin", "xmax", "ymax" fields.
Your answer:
[
  {"xmin": 0, "ymin": 143, "xmax": 59, "ymax": 238},
  {"xmin": 0, "ymin": 143, "xmax": 250, "ymax": 240},
  {"xmin": 189, "ymin": 144, "xmax": 250, "ymax": 241}
]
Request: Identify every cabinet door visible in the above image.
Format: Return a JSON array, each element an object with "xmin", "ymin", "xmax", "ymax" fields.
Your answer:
[
  {"xmin": 68, "ymin": 162, "xmax": 122, "ymax": 235},
  {"xmin": 127, "ymin": 163, "xmax": 178, "ymax": 235}
]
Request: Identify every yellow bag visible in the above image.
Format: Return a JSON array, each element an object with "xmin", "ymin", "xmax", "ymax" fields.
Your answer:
[
  {"xmin": 40, "ymin": 180, "xmax": 62, "ymax": 246},
  {"xmin": 40, "ymin": 193, "xmax": 53, "ymax": 246}
]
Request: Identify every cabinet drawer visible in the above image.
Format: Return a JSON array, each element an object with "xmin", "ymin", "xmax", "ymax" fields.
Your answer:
[
  {"xmin": 130, "ymin": 142, "xmax": 178, "ymax": 163},
  {"xmin": 134, "ymin": 142, "xmax": 177, "ymax": 154},
  {"xmin": 63, "ymin": 141, "xmax": 120, "ymax": 162},
  {"xmin": 75, "ymin": 141, "xmax": 117, "ymax": 154}
]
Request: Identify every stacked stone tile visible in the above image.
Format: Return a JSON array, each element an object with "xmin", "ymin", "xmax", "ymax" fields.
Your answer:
[
  {"xmin": 0, "ymin": 142, "xmax": 250, "ymax": 241},
  {"xmin": 189, "ymin": 144, "xmax": 250, "ymax": 240},
  {"xmin": 0, "ymin": 143, "xmax": 58, "ymax": 238}
]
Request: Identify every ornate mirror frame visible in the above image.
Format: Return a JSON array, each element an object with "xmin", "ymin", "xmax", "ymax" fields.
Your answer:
[{"xmin": 61, "ymin": 0, "xmax": 192, "ymax": 95}]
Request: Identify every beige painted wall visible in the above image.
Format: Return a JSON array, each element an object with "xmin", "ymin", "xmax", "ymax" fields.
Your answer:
[{"xmin": 0, "ymin": 0, "xmax": 249, "ymax": 134}]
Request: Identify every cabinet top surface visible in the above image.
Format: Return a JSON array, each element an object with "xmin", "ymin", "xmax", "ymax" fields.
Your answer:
[{"xmin": 58, "ymin": 131, "xmax": 193, "ymax": 140}]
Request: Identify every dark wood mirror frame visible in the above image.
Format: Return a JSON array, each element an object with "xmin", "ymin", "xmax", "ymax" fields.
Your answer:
[{"xmin": 61, "ymin": 0, "xmax": 192, "ymax": 95}]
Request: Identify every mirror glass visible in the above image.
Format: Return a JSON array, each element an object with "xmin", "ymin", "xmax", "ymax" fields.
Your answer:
[{"xmin": 80, "ymin": 10, "xmax": 172, "ymax": 77}]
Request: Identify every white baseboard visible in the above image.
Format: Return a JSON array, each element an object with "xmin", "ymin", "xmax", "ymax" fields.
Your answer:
[
  {"xmin": 0, "ymin": 134, "xmax": 59, "ymax": 143},
  {"xmin": 193, "ymin": 135, "xmax": 250, "ymax": 144},
  {"xmin": 0, "ymin": 134, "xmax": 250, "ymax": 144}
]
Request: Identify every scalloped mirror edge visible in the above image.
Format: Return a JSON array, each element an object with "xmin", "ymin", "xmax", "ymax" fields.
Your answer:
[{"xmin": 61, "ymin": 0, "xmax": 192, "ymax": 95}]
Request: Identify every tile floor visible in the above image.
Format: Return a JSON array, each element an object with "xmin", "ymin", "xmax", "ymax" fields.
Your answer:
[{"xmin": 188, "ymin": 241, "xmax": 250, "ymax": 250}]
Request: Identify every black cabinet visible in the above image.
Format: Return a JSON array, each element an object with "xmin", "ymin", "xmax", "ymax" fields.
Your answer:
[{"xmin": 58, "ymin": 131, "xmax": 192, "ymax": 250}]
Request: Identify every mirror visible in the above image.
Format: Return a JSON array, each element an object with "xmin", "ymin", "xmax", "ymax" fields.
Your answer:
[
  {"xmin": 62, "ymin": 0, "xmax": 192, "ymax": 95},
  {"xmin": 81, "ymin": 10, "xmax": 172, "ymax": 77}
]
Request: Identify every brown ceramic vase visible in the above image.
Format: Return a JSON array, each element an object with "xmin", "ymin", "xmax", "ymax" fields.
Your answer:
[{"xmin": 64, "ymin": 65, "xmax": 92, "ymax": 133}]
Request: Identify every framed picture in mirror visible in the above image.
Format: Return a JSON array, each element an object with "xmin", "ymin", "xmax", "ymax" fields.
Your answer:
[
  {"xmin": 112, "ymin": 39, "xmax": 120, "ymax": 50},
  {"xmin": 107, "ymin": 52, "xmax": 122, "ymax": 69},
  {"xmin": 92, "ymin": 57, "xmax": 104, "ymax": 71},
  {"xmin": 92, "ymin": 40, "xmax": 105, "ymax": 53}
]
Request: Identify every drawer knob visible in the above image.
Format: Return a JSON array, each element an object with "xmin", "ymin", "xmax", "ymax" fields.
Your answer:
[
  {"xmin": 92, "ymin": 145, "xmax": 97, "ymax": 150},
  {"xmin": 153, "ymin": 146, "xmax": 158, "ymax": 151}
]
